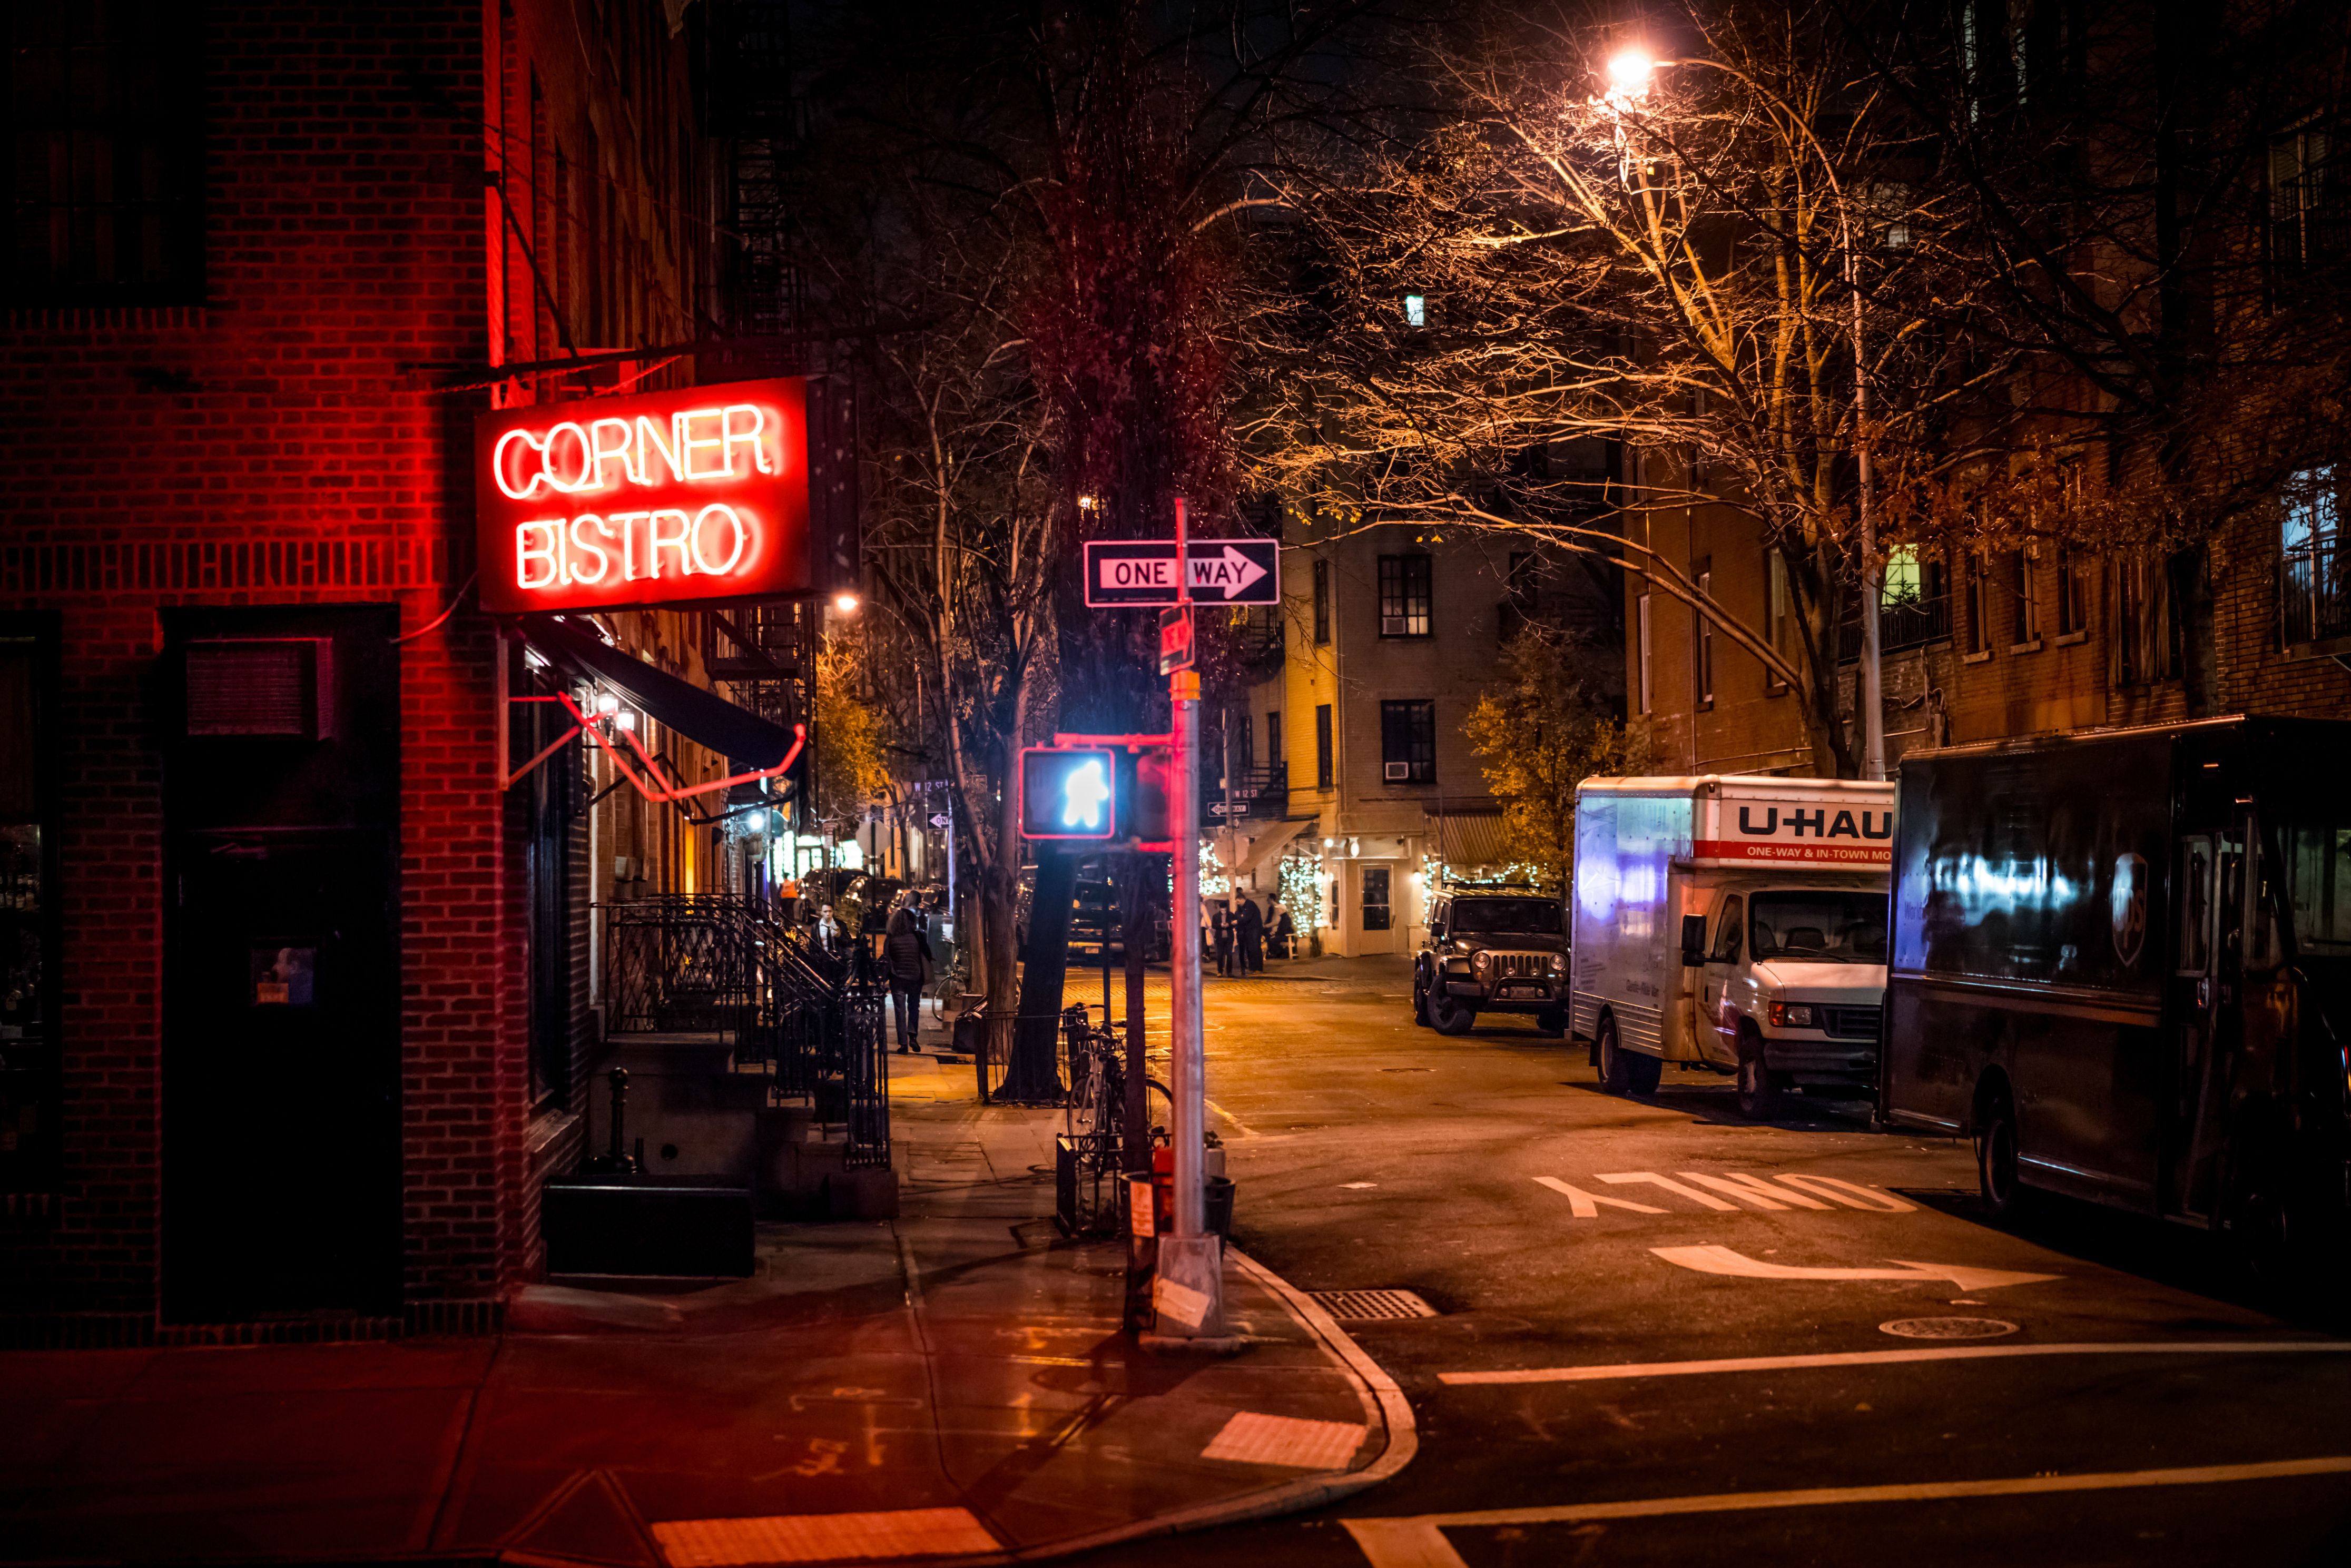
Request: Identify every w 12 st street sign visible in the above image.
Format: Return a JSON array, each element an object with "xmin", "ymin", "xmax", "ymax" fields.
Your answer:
[{"xmin": 1084, "ymin": 539, "xmax": 1281, "ymax": 606}]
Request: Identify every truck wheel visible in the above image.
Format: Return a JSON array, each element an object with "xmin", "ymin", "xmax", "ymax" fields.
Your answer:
[
  {"xmin": 1975, "ymin": 1092, "xmax": 2024, "ymax": 1217},
  {"xmin": 1432, "ymin": 990, "xmax": 1478, "ymax": 1036},
  {"xmin": 1536, "ymin": 1007, "xmax": 1568, "ymax": 1039},
  {"xmin": 1735, "ymin": 1033, "xmax": 1781, "ymax": 1120},
  {"xmin": 1626, "ymin": 1049, "xmax": 1663, "ymax": 1095},
  {"xmin": 1597, "ymin": 1015, "xmax": 1630, "ymax": 1093},
  {"xmin": 1411, "ymin": 977, "xmax": 1431, "ymax": 1027}
]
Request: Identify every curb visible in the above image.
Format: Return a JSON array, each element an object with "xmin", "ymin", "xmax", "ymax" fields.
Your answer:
[{"xmin": 950, "ymin": 1242, "xmax": 1420, "ymax": 1566}]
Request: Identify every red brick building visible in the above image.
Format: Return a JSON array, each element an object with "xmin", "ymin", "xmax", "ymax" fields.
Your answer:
[{"xmin": 0, "ymin": 2, "xmax": 782, "ymax": 1340}]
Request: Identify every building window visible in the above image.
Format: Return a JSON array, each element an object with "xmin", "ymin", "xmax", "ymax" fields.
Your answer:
[
  {"xmin": 1500, "ymin": 550, "xmax": 1541, "ymax": 643},
  {"xmin": 1378, "ymin": 554, "xmax": 1432, "ymax": 638},
  {"xmin": 1765, "ymin": 551, "xmax": 1789, "ymax": 692},
  {"xmin": 1232, "ymin": 708, "xmax": 1253, "ymax": 772},
  {"xmin": 2008, "ymin": 549, "xmax": 2040, "ymax": 646},
  {"xmin": 2271, "ymin": 125, "xmax": 2339, "ymax": 272},
  {"xmin": 1693, "ymin": 562, "xmax": 1715, "ymax": 709},
  {"xmin": 6, "ymin": 5, "xmax": 204, "ymax": 304},
  {"xmin": 1379, "ymin": 699, "xmax": 1436, "ymax": 784},
  {"xmin": 1402, "ymin": 292, "xmax": 1427, "ymax": 327},
  {"xmin": 1266, "ymin": 709, "xmax": 1283, "ymax": 767},
  {"xmin": 1315, "ymin": 704, "xmax": 1334, "ymax": 790},
  {"xmin": 2281, "ymin": 465, "xmax": 2345, "ymax": 644},
  {"xmin": 2116, "ymin": 555, "xmax": 2179, "ymax": 685},
  {"xmin": 2055, "ymin": 546, "xmax": 2090, "ymax": 636},
  {"xmin": 1636, "ymin": 591, "xmax": 1654, "ymax": 715},
  {"xmin": 1312, "ymin": 558, "xmax": 1331, "ymax": 645},
  {"xmin": 1963, "ymin": 554, "xmax": 1990, "ymax": 655}
]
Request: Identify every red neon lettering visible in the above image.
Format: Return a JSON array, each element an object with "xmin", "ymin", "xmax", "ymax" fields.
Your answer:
[
  {"xmin": 677, "ymin": 409, "xmax": 726, "ymax": 479},
  {"xmin": 516, "ymin": 521, "xmax": 564, "ymax": 588},
  {"xmin": 609, "ymin": 511, "xmax": 648, "ymax": 580},
  {"xmin": 589, "ymin": 417, "xmax": 636, "ymax": 488},
  {"xmin": 721, "ymin": 405, "xmax": 773, "ymax": 476},
  {"xmin": 636, "ymin": 414, "xmax": 684, "ymax": 483},
  {"xmin": 646, "ymin": 509, "xmax": 693, "ymax": 578},
  {"xmin": 566, "ymin": 515, "xmax": 613, "ymax": 585},
  {"xmin": 691, "ymin": 503, "xmax": 749, "ymax": 575},
  {"xmin": 542, "ymin": 422, "xmax": 596, "ymax": 492},
  {"xmin": 493, "ymin": 428, "xmax": 547, "ymax": 500}
]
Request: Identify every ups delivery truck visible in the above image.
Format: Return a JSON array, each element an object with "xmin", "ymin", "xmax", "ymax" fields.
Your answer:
[{"xmin": 1882, "ymin": 717, "xmax": 2351, "ymax": 1263}]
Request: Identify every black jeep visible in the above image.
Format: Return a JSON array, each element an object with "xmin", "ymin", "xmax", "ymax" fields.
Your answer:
[{"xmin": 1412, "ymin": 887, "xmax": 1570, "ymax": 1037}]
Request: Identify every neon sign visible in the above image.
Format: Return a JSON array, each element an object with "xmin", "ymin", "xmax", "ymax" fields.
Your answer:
[{"xmin": 476, "ymin": 378, "xmax": 810, "ymax": 614}]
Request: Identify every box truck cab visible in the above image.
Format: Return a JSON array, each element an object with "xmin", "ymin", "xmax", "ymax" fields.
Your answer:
[{"xmin": 1570, "ymin": 776, "xmax": 1896, "ymax": 1117}]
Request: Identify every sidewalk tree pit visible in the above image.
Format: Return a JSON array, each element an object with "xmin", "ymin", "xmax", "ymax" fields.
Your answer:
[{"xmin": 474, "ymin": 377, "xmax": 813, "ymax": 614}]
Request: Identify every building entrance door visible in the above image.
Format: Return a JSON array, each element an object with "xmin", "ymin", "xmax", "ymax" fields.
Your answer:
[
  {"xmin": 160, "ymin": 606, "xmax": 400, "ymax": 1324},
  {"xmin": 1355, "ymin": 863, "xmax": 1396, "ymax": 954},
  {"xmin": 164, "ymin": 830, "xmax": 399, "ymax": 1320}
]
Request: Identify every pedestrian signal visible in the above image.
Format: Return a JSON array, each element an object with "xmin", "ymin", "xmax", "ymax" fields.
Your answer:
[{"xmin": 1019, "ymin": 748, "xmax": 1119, "ymax": 840}]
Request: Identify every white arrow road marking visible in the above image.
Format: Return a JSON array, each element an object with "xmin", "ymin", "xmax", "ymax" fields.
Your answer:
[{"xmin": 1653, "ymin": 1244, "xmax": 2059, "ymax": 1294}]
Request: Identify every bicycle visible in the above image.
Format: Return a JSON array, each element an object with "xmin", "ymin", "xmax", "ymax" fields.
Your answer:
[{"xmin": 1061, "ymin": 1004, "xmax": 1172, "ymax": 1172}]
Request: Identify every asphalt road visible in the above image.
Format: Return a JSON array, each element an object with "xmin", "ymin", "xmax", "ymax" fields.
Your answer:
[{"xmin": 1095, "ymin": 958, "xmax": 2351, "ymax": 1568}]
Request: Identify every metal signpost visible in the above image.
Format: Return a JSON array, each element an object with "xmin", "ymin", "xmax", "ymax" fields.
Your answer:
[{"xmin": 1157, "ymin": 498, "xmax": 1221, "ymax": 1339}]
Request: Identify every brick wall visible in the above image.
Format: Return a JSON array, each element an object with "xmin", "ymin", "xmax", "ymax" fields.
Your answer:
[{"xmin": 0, "ymin": 3, "xmax": 504, "ymax": 1320}]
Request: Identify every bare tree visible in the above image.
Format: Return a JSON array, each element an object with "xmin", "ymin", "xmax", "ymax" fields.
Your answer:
[{"xmin": 1243, "ymin": 0, "xmax": 2023, "ymax": 776}]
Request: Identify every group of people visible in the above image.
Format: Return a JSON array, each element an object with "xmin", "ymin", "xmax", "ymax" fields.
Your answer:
[
  {"xmin": 789, "ymin": 887, "xmax": 945, "ymax": 1055},
  {"xmin": 1206, "ymin": 893, "xmax": 1295, "ymax": 976}
]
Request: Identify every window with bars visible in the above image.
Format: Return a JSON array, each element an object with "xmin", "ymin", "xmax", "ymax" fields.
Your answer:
[
  {"xmin": 2281, "ymin": 465, "xmax": 2347, "ymax": 645},
  {"xmin": 6, "ymin": 3, "xmax": 204, "ymax": 303},
  {"xmin": 2272, "ymin": 125, "xmax": 2342, "ymax": 272},
  {"xmin": 1380, "ymin": 700, "xmax": 1437, "ymax": 784},
  {"xmin": 1377, "ymin": 554, "xmax": 1432, "ymax": 638}
]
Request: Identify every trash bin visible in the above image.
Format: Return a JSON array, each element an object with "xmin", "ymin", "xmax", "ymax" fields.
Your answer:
[{"xmin": 1205, "ymin": 1174, "xmax": 1235, "ymax": 1238}]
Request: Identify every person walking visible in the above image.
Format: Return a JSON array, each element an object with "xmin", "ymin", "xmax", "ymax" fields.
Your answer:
[
  {"xmin": 884, "ymin": 894, "xmax": 930, "ymax": 1053},
  {"xmin": 810, "ymin": 903, "xmax": 845, "ymax": 961},
  {"xmin": 1211, "ymin": 900, "xmax": 1235, "ymax": 977},
  {"xmin": 1235, "ymin": 893, "xmax": 1265, "ymax": 973}
]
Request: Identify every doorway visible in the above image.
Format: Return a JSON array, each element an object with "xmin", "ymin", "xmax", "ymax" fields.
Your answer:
[{"xmin": 161, "ymin": 607, "xmax": 400, "ymax": 1323}]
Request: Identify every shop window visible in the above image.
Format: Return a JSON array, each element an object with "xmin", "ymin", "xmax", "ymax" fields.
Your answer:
[
  {"xmin": 1380, "ymin": 699, "xmax": 1436, "ymax": 784},
  {"xmin": 1378, "ymin": 554, "xmax": 1432, "ymax": 638},
  {"xmin": 0, "ymin": 617, "xmax": 59, "ymax": 1196},
  {"xmin": 6, "ymin": 4, "xmax": 204, "ymax": 303}
]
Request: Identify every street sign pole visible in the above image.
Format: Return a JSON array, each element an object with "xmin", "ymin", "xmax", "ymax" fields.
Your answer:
[{"xmin": 1158, "ymin": 496, "xmax": 1223, "ymax": 1339}]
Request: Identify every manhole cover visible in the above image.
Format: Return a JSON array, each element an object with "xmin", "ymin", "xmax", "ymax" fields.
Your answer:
[
  {"xmin": 1880, "ymin": 1316, "xmax": 2019, "ymax": 1340},
  {"xmin": 1312, "ymin": 1289, "xmax": 1439, "ymax": 1322}
]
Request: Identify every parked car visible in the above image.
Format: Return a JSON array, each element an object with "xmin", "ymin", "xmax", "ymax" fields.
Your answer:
[{"xmin": 1413, "ymin": 884, "xmax": 1570, "ymax": 1037}]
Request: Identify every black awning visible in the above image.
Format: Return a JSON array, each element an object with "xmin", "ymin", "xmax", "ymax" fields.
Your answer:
[{"xmin": 520, "ymin": 616, "xmax": 799, "ymax": 771}]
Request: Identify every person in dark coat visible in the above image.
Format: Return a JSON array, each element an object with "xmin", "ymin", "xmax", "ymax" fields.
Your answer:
[
  {"xmin": 1268, "ymin": 899, "xmax": 1296, "ymax": 960},
  {"xmin": 1211, "ymin": 901, "xmax": 1235, "ymax": 976},
  {"xmin": 884, "ymin": 897, "xmax": 931, "ymax": 1052},
  {"xmin": 1235, "ymin": 894, "xmax": 1265, "ymax": 973}
]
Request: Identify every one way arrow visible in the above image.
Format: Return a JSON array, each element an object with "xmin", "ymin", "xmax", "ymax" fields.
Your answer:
[
  {"xmin": 1191, "ymin": 545, "xmax": 1268, "ymax": 599},
  {"xmin": 1651, "ymin": 1244, "xmax": 2059, "ymax": 1295}
]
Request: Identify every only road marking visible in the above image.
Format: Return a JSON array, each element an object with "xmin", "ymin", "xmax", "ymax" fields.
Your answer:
[
  {"xmin": 1340, "ymin": 1454, "xmax": 2351, "ymax": 1568},
  {"xmin": 1652, "ymin": 1244, "xmax": 2058, "ymax": 1294},
  {"xmin": 1437, "ymin": 1337, "xmax": 2351, "ymax": 1386},
  {"xmin": 1538, "ymin": 1171, "xmax": 1918, "ymax": 1216}
]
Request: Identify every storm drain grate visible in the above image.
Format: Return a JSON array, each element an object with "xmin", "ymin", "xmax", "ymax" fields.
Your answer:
[{"xmin": 1312, "ymin": 1289, "xmax": 1439, "ymax": 1322}]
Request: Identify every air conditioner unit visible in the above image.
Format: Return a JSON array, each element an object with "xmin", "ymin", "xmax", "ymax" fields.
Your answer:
[
  {"xmin": 1381, "ymin": 616, "xmax": 1409, "ymax": 636},
  {"xmin": 1383, "ymin": 762, "xmax": 1412, "ymax": 782}
]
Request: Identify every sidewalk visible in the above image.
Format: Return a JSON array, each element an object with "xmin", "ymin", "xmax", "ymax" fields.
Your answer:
[{"xmin": 0, "ymin": 1059, "xmax": 1410, "ymax": 1567}]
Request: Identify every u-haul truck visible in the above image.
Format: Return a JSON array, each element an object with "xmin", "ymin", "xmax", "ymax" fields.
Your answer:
[{"xmin": 1569, "ymin": 776, "xmax": 1895, "ymax": 1118}]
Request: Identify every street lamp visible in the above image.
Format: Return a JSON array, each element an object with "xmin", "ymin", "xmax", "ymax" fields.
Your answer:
[
  {"xmin": 832, "ymin": 591, "xmax": 861, "ymax": 615},
  {"xmin": 1596, "ymin": 50, "xmax": 1887, "ymax": 781}
]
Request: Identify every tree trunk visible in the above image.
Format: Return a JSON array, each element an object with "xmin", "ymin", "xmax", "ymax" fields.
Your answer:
[{"xmin": 1008, "ymin": 845, "xmax": 1078, "ymax": 1100}]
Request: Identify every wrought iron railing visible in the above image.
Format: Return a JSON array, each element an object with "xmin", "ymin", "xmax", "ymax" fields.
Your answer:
[
  {"xmin": 1840, "ymin": 592, "xmax": 1951, "ymax": 659},
  {"xmin": 600, "ymin": 893, "xmax": 890, "ymax": 1169},
  {"xmin": 2281, "ymin": 541, "xmax": 2351, "ymax": 645}
]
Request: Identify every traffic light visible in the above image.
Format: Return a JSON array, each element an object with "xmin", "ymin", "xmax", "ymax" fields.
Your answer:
[{"xmin": 1019, "ymin": 748, "xmax": 1118, "ymax": 840}]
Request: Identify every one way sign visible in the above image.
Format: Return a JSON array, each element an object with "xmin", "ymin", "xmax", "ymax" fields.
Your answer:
[{"xmin": 1084, "ymin": 539, "xmax": 1282, "ymax": 606}]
